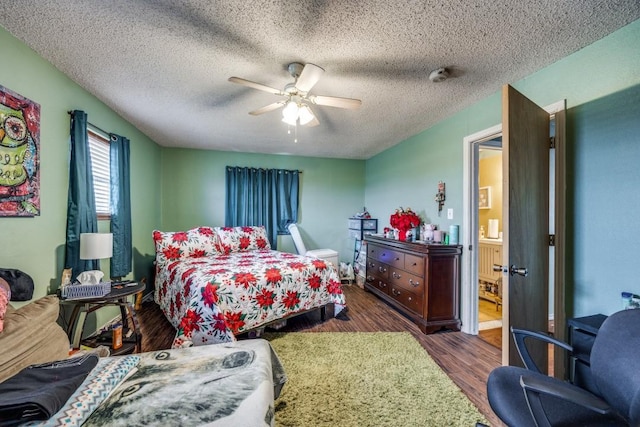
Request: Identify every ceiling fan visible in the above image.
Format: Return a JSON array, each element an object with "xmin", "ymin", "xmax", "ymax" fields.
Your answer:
[{"xmin": 228, "ymin": 62, "xmax": 362, "ymax": 127}]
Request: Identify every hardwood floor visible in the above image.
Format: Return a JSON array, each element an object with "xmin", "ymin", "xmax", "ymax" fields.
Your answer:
[{"xmin": 137, "ymin": 284, "xmax": 504, "ymax": 426}]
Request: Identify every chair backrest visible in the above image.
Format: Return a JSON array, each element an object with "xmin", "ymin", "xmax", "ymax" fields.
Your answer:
[
  {"xmin": 590, "ymin": 309, "xmax": 640, "ymax": 424},
  {"xmin": 287, "ymin": 223, "xmax": 307, "ymax": 255}
]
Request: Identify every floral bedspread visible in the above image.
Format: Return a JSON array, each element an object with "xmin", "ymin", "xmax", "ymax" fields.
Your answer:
[{"xmin": 155, "ymin": 250, "xmax": 345, "ymax": 347}]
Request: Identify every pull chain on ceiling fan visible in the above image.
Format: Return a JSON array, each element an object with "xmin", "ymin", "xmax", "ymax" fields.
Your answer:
[{"xmin": 228, "ymin": 62, "xmax": 362, "ymax": 127}]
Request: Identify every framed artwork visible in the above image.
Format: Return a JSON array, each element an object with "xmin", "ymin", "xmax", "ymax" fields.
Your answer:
[
  {"xmin": 0, "ymin": 85, "xmax": 40, "ymax": 217},
  {"xmin": 479, "ymin": 186, "xmax": 491, "ymax": 209}
]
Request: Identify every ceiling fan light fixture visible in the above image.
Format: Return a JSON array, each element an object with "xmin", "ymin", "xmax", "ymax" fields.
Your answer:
[
  {"xmin": 282, "ymin": 100, "xmax": 299, "ymax": 124},
  {"xmin": 298, "ymin": 104, "xmax": 315, "ymax": 125}
]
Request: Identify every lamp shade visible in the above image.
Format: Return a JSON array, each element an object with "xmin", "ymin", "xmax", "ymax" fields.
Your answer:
[{"xmin": 79, "ymin": 233, "xmax": 113, "ymax": 260}]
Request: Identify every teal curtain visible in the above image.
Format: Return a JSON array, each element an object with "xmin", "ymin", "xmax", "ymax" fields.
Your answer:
[
  {"xmin": 64, "ymin": 110, "xmax": 98, "ymax": 278},
  {"xmin": 225, "ymin": 167, "xmax": 299, "ymax": 249},
  {"xmin": 109, "ymin": 134, "xmax": 132, "ymax": 278}
]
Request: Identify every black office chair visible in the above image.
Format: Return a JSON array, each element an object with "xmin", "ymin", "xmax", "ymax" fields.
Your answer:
[{"xmin": 486, "ymin": 309, "xmax": 640, "ymax": 426}]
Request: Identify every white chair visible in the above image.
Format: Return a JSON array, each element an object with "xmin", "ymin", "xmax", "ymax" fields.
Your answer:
[{"xmin": 287, "ymin": 223, "xmax": 339, "ymax": 268}]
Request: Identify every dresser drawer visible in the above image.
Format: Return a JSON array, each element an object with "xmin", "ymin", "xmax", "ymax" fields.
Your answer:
[
  {"xmin": 348, "ymin": 218, "xmax": 378, "ymax": 230},
  {"xmin": 367, "ymin": 259, "xmax": 389, "ymax": 280},
  {"xmin": 390, "ymin": 286, "xmax": 423, "ymax": 316},
  {"xmin": 368, "ymin": 244, "xmax": 403, "ymax": 266},
  {"xmin": 389, "ymin": 269, "xmax": 424, "ymax": 296},
  {"xmin": 404, "ymin": 254, "xmax": 425, "ymax": 276},
  {"xmin": 367, "ymin": 277, "xmax": 389, "ymax": 295}
]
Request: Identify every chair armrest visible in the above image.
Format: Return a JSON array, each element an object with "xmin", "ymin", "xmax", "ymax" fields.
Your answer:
[
  {"xmin": 519, "ymin": 373, "xmax": 611, "ymax": 427},
  {"xmin": 512, "ymin": 328, "xmax": 573, "ymax": 373}
]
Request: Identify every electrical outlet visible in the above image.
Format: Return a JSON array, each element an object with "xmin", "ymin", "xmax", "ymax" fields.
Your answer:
[{"xmin": 447, "ymin": 208, "xmax": 454, "ymax": 219}]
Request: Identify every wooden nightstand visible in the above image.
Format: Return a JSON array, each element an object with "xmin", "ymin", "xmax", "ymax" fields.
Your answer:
[{"xmin": 62, "ymin": 281, "xmax": 145, "ymax": 355}]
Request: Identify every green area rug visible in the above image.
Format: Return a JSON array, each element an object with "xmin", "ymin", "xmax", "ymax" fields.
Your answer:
[{"xmin": 265, "ymin": 331, "xmax": 487, "ymax": 427}]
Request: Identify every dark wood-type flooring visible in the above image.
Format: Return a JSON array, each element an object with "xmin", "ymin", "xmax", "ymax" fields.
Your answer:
[{"xmin": 137, "ymin": 284, "xmax": 505, "ymax": 426}]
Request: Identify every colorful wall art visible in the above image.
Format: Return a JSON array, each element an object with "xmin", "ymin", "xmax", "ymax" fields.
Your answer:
[{"xmin": 0, "ymin": 85, "xmax": 40, "ymax": 216}]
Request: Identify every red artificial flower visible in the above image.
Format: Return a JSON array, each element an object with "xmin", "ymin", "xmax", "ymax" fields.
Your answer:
[{"xmin": 389, "ymin": 207, "xmax": 421, "ymax": 232}]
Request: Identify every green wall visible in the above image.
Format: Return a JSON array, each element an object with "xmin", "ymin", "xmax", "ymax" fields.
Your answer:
[
  {"xmin": 365, "ymin": 18, "xmax": 640, "ymax": 318},
  {"xmin": 2, "ymin": 15, "xmax": 639, "ymax": 331},
  {"xmin": 160, "ymin": 148, "xmax": 366, "ymax": 262},
  {"xmin": 0, "ymin": 26, "xmax": 162, "ymax": 321}
]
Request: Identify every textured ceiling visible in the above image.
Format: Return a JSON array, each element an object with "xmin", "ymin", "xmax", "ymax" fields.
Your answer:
[{"xmin": 1, "ymin": 1, "xmax": 639, "ymax": 159}]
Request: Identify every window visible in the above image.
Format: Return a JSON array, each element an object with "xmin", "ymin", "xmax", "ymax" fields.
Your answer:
[{"xmin": 87, "ymin": 129, "xmax": 110, "ymax": 218}]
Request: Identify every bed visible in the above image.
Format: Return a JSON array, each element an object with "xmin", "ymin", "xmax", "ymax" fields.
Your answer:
[{"xmin": 153, "ymin": 226, "xmax": 345, "ymax": 347}]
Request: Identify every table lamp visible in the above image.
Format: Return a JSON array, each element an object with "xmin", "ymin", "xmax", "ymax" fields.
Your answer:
[{"xmin": 78, "ymin": 232, "xmax": 113, "ymax": 284}]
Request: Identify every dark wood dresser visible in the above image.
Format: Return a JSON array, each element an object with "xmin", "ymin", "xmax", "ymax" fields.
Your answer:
[{"xmin": 365, "ymin": 236, "xmax": 461, "ymax": 333}]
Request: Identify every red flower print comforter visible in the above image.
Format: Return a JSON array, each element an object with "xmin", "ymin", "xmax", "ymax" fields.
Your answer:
[{"xmin": 154, "ymin": 250, "xmax": 345, "ymax": 347}]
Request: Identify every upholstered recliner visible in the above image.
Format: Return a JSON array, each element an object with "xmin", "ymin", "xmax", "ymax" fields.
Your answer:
[
  {"xmin": 486, "ymin": 309, "xmax": 640, "ymax": 426},
  {"xmin": 0, "ymin": 278, "xmax": 70, "ymax": 383}
]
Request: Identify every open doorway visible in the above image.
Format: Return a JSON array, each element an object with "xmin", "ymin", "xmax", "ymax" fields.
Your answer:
[
  {"xmin": 460, "ymin": 97, "xmax": 565, "ymax": 370},
  {"xmin": 477, "ymin": 142, "xmax": 503, "ymax": 348}
]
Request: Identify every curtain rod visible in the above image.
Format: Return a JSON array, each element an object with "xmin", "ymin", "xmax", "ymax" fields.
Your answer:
[
  {"xmin": 227, "ymin": 166, "xmax": 302, "ymax": 173},
  {"xmin": 67, "ymin": 110, "xmax": 112, "ymax": 139}
]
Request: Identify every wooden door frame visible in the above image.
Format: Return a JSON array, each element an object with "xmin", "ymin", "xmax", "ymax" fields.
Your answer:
[{"xmin": 461, "ymin": 100, "xmax": 566, "ymax": 370}]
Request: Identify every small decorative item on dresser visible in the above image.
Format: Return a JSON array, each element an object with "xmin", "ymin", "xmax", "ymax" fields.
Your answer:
[{"xmin": 389, "ymin": 207, "xmax": 421, "ymax": 242}]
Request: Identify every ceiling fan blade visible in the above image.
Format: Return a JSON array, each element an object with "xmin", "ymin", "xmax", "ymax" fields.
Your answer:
[
  {"xmin": 228, "ymin": 77, "xmax": 283, "ymax": 95},
  {"xmin": 309, "ymin": 95, "xmax": 362, "ymax": 109},
  {"xmin": 306, "ymin": 115, "xmax": 320, "ymax": 127},
  {"xmin": 249, "ymin": 101, "xmax": 285, "ymax": 115},
  {"xmin": 295, "ymin": 63, "xmax": 324, "ymax": 93}
]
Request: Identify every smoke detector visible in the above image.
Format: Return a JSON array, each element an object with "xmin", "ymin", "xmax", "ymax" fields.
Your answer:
[{"xmin": 429, "ymin": 67, "xmax": 449, "ymax": 83}]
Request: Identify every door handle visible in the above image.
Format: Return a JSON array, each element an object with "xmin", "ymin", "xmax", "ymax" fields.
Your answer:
[
  {"xmin": 493, "ymin": 264, "xmax": 528, "ymax": 277},
  {"xmin": 510, "ymin": 265, "xmax": 528, "ymax": 277},
  {"xmin": 493, "ymin": 264, "xmax": 507, "ymax": 273}
]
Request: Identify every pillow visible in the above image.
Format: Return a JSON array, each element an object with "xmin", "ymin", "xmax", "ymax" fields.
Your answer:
[
  {"xmin": 153, "ymin": 227, "xmax": 220, "ymax": 263},
  {"xmin": 0, "ymin": 278, "xmax": 9, "ymax": 333},
  {"xmin": 213, "ymin": 226, "xmax": 271, "ymax": 254}
]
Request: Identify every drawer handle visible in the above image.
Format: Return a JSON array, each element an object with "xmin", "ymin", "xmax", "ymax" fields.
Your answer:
[
  {"xmin": 369, "ymin": 262, "xmax": 375, "ymax": 268},
  {"xmin": 379, "ymin": 266, "xmax": 387, "ymax": 273},
  {"xmin": 409, "ymin": 279, "xmax": 420, "ymax": 287},
  {"xmin": 392, "ymin": 272, "xmax": 401, "ymax": 279},
  {"xmin": 392, "ymin": 289, "xmax": 401, "ymax": 296},
  {"xmin": 408, "ymin": 297, "xmax": 412, "ymax": 302},
  {"xmin": 379, "ymin": 281, "xmax": 387, "ymax": 288},
  {"xmin": 367, "ymin": 276, "xmax": 374, "ymax": 281},
  {"xmin": 395, "ymin": 257, "xmax": 400, "ymax": 261},
  {"xmin": 412, "ymin": 262, "xmax": 417, "ymax": 266}
]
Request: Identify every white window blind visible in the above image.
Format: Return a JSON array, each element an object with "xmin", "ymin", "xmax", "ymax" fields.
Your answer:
[{"xmin": 88, "ymin": 130, "xmax": 110, "ymax": 218}]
